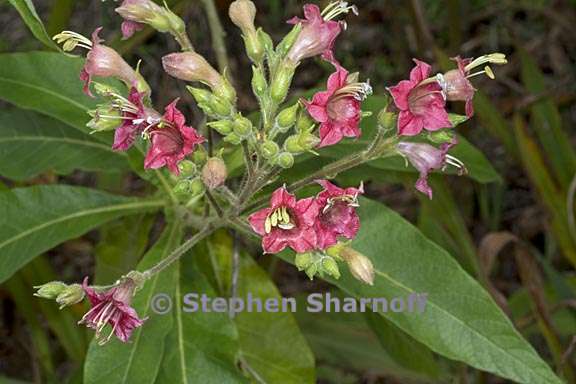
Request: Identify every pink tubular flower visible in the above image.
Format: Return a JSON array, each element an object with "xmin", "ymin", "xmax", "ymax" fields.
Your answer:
[
  {"xmin": 248, "ymin": 187, "xmax": 320, "ymax": 254},
  {"xmin": 396, "ymin": 140, "xmax": 466, "ymax": 199},
  {"xmin": 79, "ymin": 28, "xmax": 141, "ymax": 97},
  {"xmin": 438, "ymin": 53, "xmax": 507, "ymax": 117},
  {"xmin": 144, "ymin": 99, "xmax": 205, "ymax": 175},
  {"xmin": 286, "ymin": 2, "xmax": 357, "ymax": 63},
  {"xmin": 303, "ymin": 59, "xmax": 371, "ymax": 147},
  {"xmin": 314, "ymin": 180, "xmax": 363, "ymax": 249},
  {"xmin": 113, "ymin": 88, "xmax": 162, "ymax": 151},
  {"xmin": 388, "ymin": 59, "xmax": 451, "ymax": 136},
  {"xmin": 79, "ymin": 277, "xmax": 145, "ymax": 345}
]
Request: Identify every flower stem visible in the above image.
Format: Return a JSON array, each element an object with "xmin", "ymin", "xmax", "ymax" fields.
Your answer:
[
  {"xmin": 142, "ymin": 225, "xmax": 216, "ymax": 278},
  {"xmin": 201, "ymin": 0, "xmax": 230, "ymax": 74}
]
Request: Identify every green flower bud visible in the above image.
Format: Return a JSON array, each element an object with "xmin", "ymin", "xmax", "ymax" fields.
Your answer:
[
  {"xmin": 284, "ymin": 135, "xmax": 304, "ymax": 153},
  {"xmin": 270, "ymin": 61, "xmax": 296, "ymax": 104},
  {"xmin": 322, "ymin": 256, "xmax": 341, "ymax": 279},
  {"xmin": 87, "ymin": 105, "xmax": 122, "ymax": 132},
  {"xmin": 34, "ymin": 281, "xmax": 67, "ymax": 299},
  {"xmin": 296, "ymin": 112, "xmax": 315, "ymax": 133},
  {"xmin": 55, "ymin": 284, "xmax": 85, "ymax": 309},
  {"xmin": 276, "ymin": 103, "xmax": 299, "ymax": 129},
  {"xmin": 202, "ymin": 157, "xmax": 228, "ymax": 190},
  {"xmin": 305, "ymin": 263, "xmax": 318, "ymax": 280},
  {"xmin": 261, "ymin": 140, "xmax": 280, "ymax": 160},
  {"xmin": 224, "ymin": 132, "xmax": 243, "ymax": 145},
  {"xmin": 173, "ymin": 179, "xmax": 193, "ymax": 195},
  {"xmin": 208, "ymin": 120, "xmax": 234, "ymax": 135},
  {"xmin": 189, "ymin": 178, "xmax": 206, "ymax": 196},
  {"xmin": 251, "ymin": 65, "xmax": 267, "ymax": 99},
  {"xmin": 276, "ymin": 23, "xmax": 302, "ymax": 57},
  {"xmin": 276, "ymin": 152, "xmax": 294, "ymax": 169},
  {"xmin": 295, "ymin": 252, "xmax": 312, "ymax": 271},
  {"xmin": 177, "ymin": 160, "xmax": 197, "ymax": 177},
  {"xmin": 233, "ymin": 115, "xmax": 253, "ymax": 137},
  {"xmin": 213, "ymin": 76, "xmax": 237, "ymax": 104},
  {"xmin": 192, "ymin": 146, "xmax": 208, "ymax": 164},
  {"xmin": 377, "ymin": 108, "xmax": 396, "ymax": 132},
  {"xmin": 298, "ymin": 131, "xmax": 320, "ymax": 150},
  {"xmin": 210, "ymin": 95, "xmax": 234, "ymax": 117}
]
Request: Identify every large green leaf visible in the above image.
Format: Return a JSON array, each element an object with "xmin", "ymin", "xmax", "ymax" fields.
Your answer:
[
  {"xmin": 279, "ymin": 198, "xmax": 561, "ymax": 384},
  {"xmin": 84, "ymin": 223, "xmax": 183, "ymax": 384},
  {"xmin": 0, "ymin": 109, "xmax": 128, "ymax": 180},
  {"xmin": 7, "ymin": 0, "xmax": 61, "ymax": 51},
  {"xmin": 0, "ymin": 185, "xmax": 164, "ymax": 283},
  {"xmin": 156, "ymin": 252, "xmax": 248, "ymax": 384},
  {"xmin": 0, "ymin": 52, "xmax": 95, "ymax": 132},
  {"xmin": 234, "ymin": 255, "xmax": 316, "ymax": 384}
]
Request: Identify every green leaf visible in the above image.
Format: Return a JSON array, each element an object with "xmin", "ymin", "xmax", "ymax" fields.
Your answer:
[
  {"xmin": 235, "ymin": 255, "xmax": 316, "ymax": 384},
  {"xmin": 0, "ymin": 52, "xmax": 96, "ymax": 132},
  {"xmin": 279, "ymin": 198, "xmax": 561, "ymax": 384},
  {"xmin": 0, "ymin": 185, "xmax": 164, "ymax": 283},
  {"xmin": 7, "ymin": 0, "xmax": 61, "ymax": 51},
  {"xmin": 0, "ymin": 109, "xmax": 128, "ymax": 180},
  {"xmin": 84, "ymin": 223, "xmax": 183, "ymax": 384},
  {"xmin": 156, "ymin": 252, "xmax": 248, "ymax": 384}
]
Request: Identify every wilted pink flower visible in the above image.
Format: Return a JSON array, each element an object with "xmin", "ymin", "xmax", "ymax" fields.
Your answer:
[
  {"xmin": 248, "ymin": 187, "xmax": 319, "ymax": 254},
  {"xmin": 396, "ymin": 140, "xmax": 466, "ymax": 199},
  {"xmin": 314, "ymin": 180, "xmax": 363, "ymax": 249},
  {"xmin": 388, "ymin": 59, "xmax": 451, "ymax": 136},
  {"xmin": 303, "ymin": 59, "xmax": 370, "ymax": 147},
  {"xmin": 80, "ymin": 28, "xmax": 140, "ymax": 97},
  {"xmin": 286, "ymin": 2, "xmax": 356, "ymax": 63},
  {"xmin": 144, "ymin": 99, "xmax": 205, "ymax": 174},
  {"xmin": 113, "ymin": 88, "xmax": 162, "ymax": 151},
  {"xmin": 79, "ymin": 277, "xmax": 145, "ymax": 345},
  {"xmin": 438, "ymin": 53, "xmax": 507, "ymax": 117}
]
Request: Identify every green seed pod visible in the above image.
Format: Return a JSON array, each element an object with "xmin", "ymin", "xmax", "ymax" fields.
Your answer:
[
  {"xmin": 251, "ymin": 65, "xmax": 267, "ymax": 99},
  {"xmin": 244, "ymin": 31, "xmax": 264, "ymax": 63},
  {"xmin": 87, "ymin": 105, "xmax": 122, "ymax": 132},
  {"xmin": 305, "ymin": 263, "xmax": 318, "ymax": 280},
  {"xmin": 173, "ymin": 179, "xmax": 193, "ymax": 195},
  {"xmin": 321, "ymin": 257, "xmax": 341, "ymax": 279},
  {"xmin": 377, "ymin": 108, "xmax": 396, "ymax": 132},
  {"xmin": 177, "ymin": 160, "xmax": 197, "ymax": 177},
  {"xmin": 55, "ymin": 284, "xmax": 85, "ymax": 309},
  {"xmin": 276, "ymin": 152, "xmax": 294, "ymax": 169},
  {"xmin": 192, "ymin": 146, "xmax": 208, "ymax": 164},
  {"xmin": 298, "ymin": 131, "xmax": 320, "ymax": 150},
  {"xmin": 189, "ymin": 178, "xmax": 206, "ymax": 196},
  {"xmin": 295, "ymin": 252, "xmax": 312, "ymax": 271},
  {"xmin": 276, "ymin": 103, "xmax": 299, "ymax": 130},
  {"xmin": 213, "ymin": 76, "xmax": 237, "ymax": 104},
  {"xmin": 210, "ymin": 95, "xmax": 234, "ymax": 117},
  {"xmin": 261, "ymin": 140, "xmax": 280, "ymax": 160},
  {"xmin": 33, "ymin": 281, "xmax": 67, "ymax": 299},
  {"xmin": 296, "ymin": 112, "xmax": 315, "ymax": 133},
  {"xmin": 224, "ymin": 132, "xmax": 243, "ymax": 145}
]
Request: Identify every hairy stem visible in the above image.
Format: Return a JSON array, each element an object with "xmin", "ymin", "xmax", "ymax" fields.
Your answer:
[{"xmin": 205, "ymin": 189, "xmax": 224, "ymax": 218}]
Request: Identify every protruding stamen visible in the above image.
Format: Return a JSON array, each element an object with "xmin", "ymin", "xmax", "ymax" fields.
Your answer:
[
  {"xmin": 332, "ymin": 81, "xmax": 372, "ymax": 102},
  {"xmin": 484, "ymin": 66, "xmax": 495, "ymax": 79},
  {"xmin": 322, "ymin": 1, "xmax": 358, "ymax": 21},
  {"xmin": 53, "ymin": 31, "xmax": 93, "ymax": 52},
  {"xmin": 464, "ymin": 53, "xmax": 507, "ymax": 72}
]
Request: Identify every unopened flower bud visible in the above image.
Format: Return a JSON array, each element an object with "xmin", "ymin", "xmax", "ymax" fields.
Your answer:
[
  {"xmin": 192, "ymin": 145, "xmax": 208, "ymax": 164},
  {"xmin": 208, "ymin": 120, "xmax": 234, "ymax": 135},
  {"xmin": 187, "ymin": 86, "xmax": 232, "ymax": 118},
  {"xmin": 251, "ymin": 65, "xmax": 267, "ymax": 98},
  {"xmin": 276, "ymin": 103, "xmax": 299, "ymax": 129},
  {"xmin": 284, "ymin": 135, "xmax": 304, "ymax": 153},
  {"xmin": 340, "ymin": 247, "xmax": 374, "ymax": 285},
  {"xmin": 298, "ymin": 131, "xmax": 320, "ymax": 150},
  {"xmin": 233, "ymin": 116, "xmax": 253, "ymax": 137},
  {"xmin": 270, "ymin": 61, "xmax": 297, "ymax": 104},
  {"xmin": 202, "ymin": 157, "xmax": 227, "ymax": 190},
  {"xmin": 229, "ymin": 0, "xmax": 256, "ymax": 33},
  {"xmin": 177, "ymin": 160, "xmax": 197, "ymax": 177},
  {"xmin": 55, "ymin": 284, "xmax": 85, "ymax": 309},
  {"xmin": 377, "ymin": 109, "xmax": 396, "ymax": 132},
  {"xmin": 261, "ymin": 140, "xmax": 279, "ymax": 160},
  {"xmin": 87, "ymin": 105, "xmax": 122, "ymax": 132},
  {"xmin": 116, "ymin": 0, "xmax": 185, "ymax": 39},
  {"xmin": 173, "ymin": 179, "xmax": 193, "ymax": 195},
  {"xmin": 163, "ymin": 52, "xmax": 223, "ymax": 91},
  {"xmin": 305, "ymin": 263, "xmax": 318, "ymax": 280},
  {"xmin": 322, "ymin": 256, "xmax": 340, "ymax": 279},
  {"xmin": 296, "ymin": 112, "xmax": 315, "ymax": 133},
  {"xmin": 189, "ymin": 178, "xmax": 206, "ymax": 196},
  {"xmin": 34, "ymin": 281, "xmax": 67, "ymax": 299},
  {"xmin": 295, "ymin": 252, "xmax": 312, "ymax": 271},
  {"xmin": 224, "ymin": 132, "xmax": 243, "ymax": 145},
  {"xmin": 276, "ymin": 152, "xmax": 294, "ymax": 169}
]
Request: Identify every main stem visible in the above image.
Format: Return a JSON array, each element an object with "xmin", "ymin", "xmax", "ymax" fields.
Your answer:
[
  {"xmin": 201, "ymin": 0, "xmax": 230, "ymax": 74},
  {"xmin": 142, "ymin": 225, "xmax": 216, "ymax": 277}
]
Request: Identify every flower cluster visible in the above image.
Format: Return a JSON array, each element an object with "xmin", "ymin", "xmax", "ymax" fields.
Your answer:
[{"xmin": 40, "ymin": 0, "xmax": 507, "ymax": 345}]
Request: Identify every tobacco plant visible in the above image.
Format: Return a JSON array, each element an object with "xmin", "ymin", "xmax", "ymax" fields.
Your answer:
[{"xmin": 0, "ymin": 1, "xmax": 567, "ymax": 383}]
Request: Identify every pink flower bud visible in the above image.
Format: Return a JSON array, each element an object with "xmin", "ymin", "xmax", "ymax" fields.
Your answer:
[
  {"xmin": 229, "ymin": 0, "xmax": 257, "ymax": 34},
  {"xmin": 115, "ymin": 0, "xmax": 166, "ymax": 39},
  {"xmin": 162, "ymin": 52, "xmax": 223, "ymax": 91},
  {"xmin": 202, "ymin": 157, "xmax": 228, "ymax": 190},
  {"xmin": 387, "ymin": 59, "xmax": 451, "ymax": 136}
]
